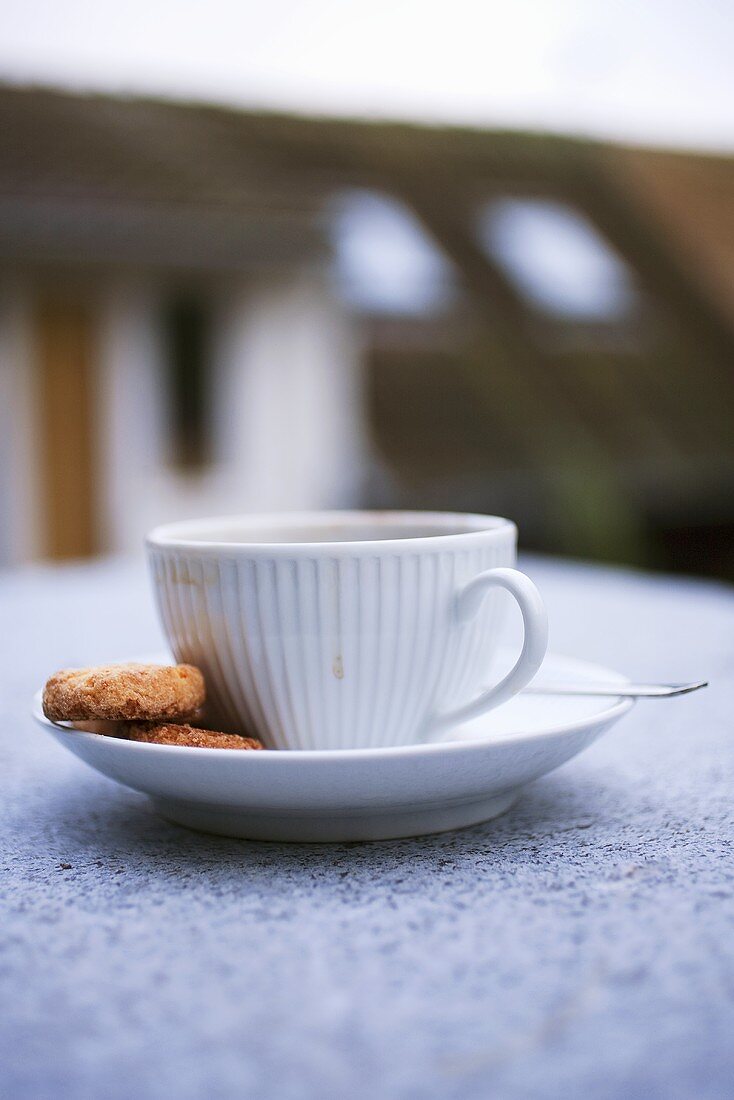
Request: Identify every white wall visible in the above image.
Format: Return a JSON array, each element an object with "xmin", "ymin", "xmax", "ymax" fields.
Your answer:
[
  {"xmin": 0, "ymin": 268, "xmax": 367, "ymax": 563},
  {"xmin": 215, "ymin": 270, "xmax": 367, "ymax": 511},
  {"xmin": 96, "ymin": 279, "xmax": 167, "ymax": 555},
  {"xmin": 97, "ymin": 268, "xmax": 367, "ymax": 557}
]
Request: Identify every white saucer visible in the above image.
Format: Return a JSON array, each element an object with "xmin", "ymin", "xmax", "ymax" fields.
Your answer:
[{"xmin": 32, "ymin": 651, "xmax": 633, "ymax": 842}]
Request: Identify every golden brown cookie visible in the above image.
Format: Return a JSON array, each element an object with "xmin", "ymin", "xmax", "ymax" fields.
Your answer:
[
  {"xmin": 42, "ymin": 663, "xmax": 205, "ymax": 723},
  {"xmin": 126, "ymin": 722, "xmax": 263, "ymax": 750}
]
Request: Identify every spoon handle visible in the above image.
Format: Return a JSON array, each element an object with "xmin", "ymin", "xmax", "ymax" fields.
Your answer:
[{"xmin": 522, "ymin": 680, "xmax": 707, "ymax": 698}]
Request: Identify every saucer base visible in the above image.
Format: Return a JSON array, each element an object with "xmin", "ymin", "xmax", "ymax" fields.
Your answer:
[{"xmin": 151, "ymin": 790, "xmax": 520, "ymax": 843}]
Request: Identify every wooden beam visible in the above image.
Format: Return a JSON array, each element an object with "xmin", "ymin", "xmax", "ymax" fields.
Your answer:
[{"xmin": 35, "ymin": 295, "xmax": 98, "ymax": 559}]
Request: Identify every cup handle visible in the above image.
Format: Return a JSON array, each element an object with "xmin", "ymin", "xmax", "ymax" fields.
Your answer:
[{"xmin": 424, "ymin": 567, "xmax": 548, "ymax": 737}]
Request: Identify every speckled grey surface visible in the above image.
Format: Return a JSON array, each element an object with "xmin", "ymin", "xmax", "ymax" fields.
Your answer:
[{"xmin": 2, "ymin": 555, "xmax": 733, "ymax": 1100}]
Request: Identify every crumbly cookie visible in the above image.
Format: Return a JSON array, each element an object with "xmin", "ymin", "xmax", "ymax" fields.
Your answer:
[
  {"xmin": 126, "ymin": 722, "xmax": 263, "ymax": 750},
  {"xmin": 42, "ymin": 663, "xmax": 205, "ymax": 723}
]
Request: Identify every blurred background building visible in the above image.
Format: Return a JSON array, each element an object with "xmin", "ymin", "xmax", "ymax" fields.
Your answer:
[{"xmin": 0, "ymin": 2, "xmax": 732, "ymax": 577}]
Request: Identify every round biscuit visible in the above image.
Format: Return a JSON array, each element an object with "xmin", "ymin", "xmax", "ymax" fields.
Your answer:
[
  {"xmin": 42, "ymin": 663, "xmax": 205, "ymax": 722},
  {"xmin": 126, "ymin": 722, "xmax": 263, "ymax": 750}
]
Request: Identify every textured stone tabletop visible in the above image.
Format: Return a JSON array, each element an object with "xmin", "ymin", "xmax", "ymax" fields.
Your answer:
[{"xmin": 2, "ymin": 555, "xmax": 733, "ymax": 1099}]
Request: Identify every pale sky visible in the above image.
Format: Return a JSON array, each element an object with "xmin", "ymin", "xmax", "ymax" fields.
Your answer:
[{"xmin": 1, "ymin": 0, "xmax": 732, "ymax": 150}]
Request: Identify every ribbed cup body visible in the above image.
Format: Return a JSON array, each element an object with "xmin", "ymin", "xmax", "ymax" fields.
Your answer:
[{"xmin": 147, "ymin": 516, "xmax": 517, "ymax": 750}]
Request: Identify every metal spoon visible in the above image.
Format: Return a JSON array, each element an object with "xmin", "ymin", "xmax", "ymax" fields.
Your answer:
[{"xmin": 522, "ymin": 680, "xmax": 708, "ymax": 698}]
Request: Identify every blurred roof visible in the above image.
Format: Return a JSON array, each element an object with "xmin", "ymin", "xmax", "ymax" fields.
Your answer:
[
  {"xmin": 0, "ymin": 86, "xmax": 333, "ymax": 270},
  {"xmin": 2, "ymin": 83, "xmax": 733, "ymax": 301},
  {"xmin": 2, "ymin": 84, "xmax": 733, "ymax": 523}
]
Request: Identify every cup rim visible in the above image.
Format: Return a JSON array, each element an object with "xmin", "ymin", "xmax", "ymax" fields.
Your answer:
[{"xmin": 146, "ymin": 510, "xmax": 517, "ymax": 554}]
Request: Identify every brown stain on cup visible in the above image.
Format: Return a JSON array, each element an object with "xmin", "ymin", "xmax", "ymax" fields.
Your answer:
[{"xmin": 158, "ymin": 561, "xmax": 220, "ymax": 588}]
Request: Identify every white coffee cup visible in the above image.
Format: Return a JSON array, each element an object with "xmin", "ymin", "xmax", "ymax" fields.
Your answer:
[{"xmin": 146, "ymin": 511, "xmax": 547, "ymax": 750}]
